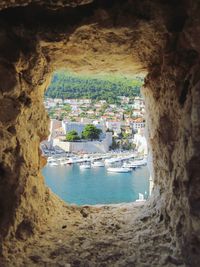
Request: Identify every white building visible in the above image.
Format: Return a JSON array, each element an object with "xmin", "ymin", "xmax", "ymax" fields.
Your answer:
[
  {"xmin": 132, "ymin": 120, "xmax": 145, "ymax": 130},
  {"xmin": 44, "ymin": 101, "xmax": 57, "ymax": 109},
  {"xmin": 132, "ymin": 109, "xmax": 142, "ymax": 117},
  {"xmin": 53, "ymin": 98, "xmax": 63, "ymax": 104},
  {"xmin": 99, "ymin": 100, "xmax": 107, "ymax": 104},
  {"xmin": 118, "ymin": 96, "xmax": 130, "ymax": 104},
  {"xmin": 133, "ymin": 133, "xmax": 147, "ymax": 155},
  {"xmin": 80, "ymin": 118, "xmax": 93, "ymax": 123},
  {"xmin": 106, "ymin": 121, "xmax": 121, "ymax": 134},
  {"xmin": 63, "ymin": 99, "xmax": 91, "ymax": 105},
  {"xmin": 132, "ymin": 97, "xmax": 145, "ymax": 110}
]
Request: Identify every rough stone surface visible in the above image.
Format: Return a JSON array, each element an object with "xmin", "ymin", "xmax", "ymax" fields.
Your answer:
[
  {"xmin": 0, "ymin": 0, "xmax": 93, "ymax": 10},
  {"xmin": 0, "ymin": 1, "xmax": 200, "ymax": 266},
  {"xmin": 1, "ymin": 202, "xmax": 186, "ymax": 267}
]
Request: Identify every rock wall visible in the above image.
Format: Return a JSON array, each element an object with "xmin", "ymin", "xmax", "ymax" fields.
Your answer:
[
  {"xmin": 0, "ymin": 33, "xmax": 55, "ymax": 256},
  {"xmin": 143, "ymin": 63, "xmax": 200, "ymax": 266},
  {"xmin": 0, "ymin": 0, "xmax": 199, "ymax": 266},
  {"xmin": 142, "ymin": 4, "xmax": 200, "ymax": 264}
]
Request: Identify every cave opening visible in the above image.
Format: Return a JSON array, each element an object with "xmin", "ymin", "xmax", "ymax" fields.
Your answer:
[
  {"xmin": 0, "ymin": 1, "xmax": 200, "ymax": 266},
  {"xmin": 41, "ymin": 69, "xmax": 150, "ymax": 206}
]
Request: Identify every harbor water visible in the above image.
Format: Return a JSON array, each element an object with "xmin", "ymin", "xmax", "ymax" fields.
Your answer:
[{"xmin": 43, "ymin": 164, "xmax": 150, "ymax": 205}]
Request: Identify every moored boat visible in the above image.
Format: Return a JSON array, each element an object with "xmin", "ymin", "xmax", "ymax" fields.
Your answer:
[
  {"xmin": 123, "ymin": 162, "xmax": 136, "ymax": 169},
  {"xmin": 107, "ymin": 167, "xmax": 132, "ymax": 173},
  {"xmin": 127, "ymin": 158, "xmax": 147, "ymax": 167},
  {"xmin": 59, "ymin": 160, "xmax": 68, "ymax": 165},
  {"xmin": 67, "ymin": 157, "xmax": 79, "ymax": 164},
  {"xmin": 49, "ymin": 161, "xmax": 58, "ymax": 166},
  {"xmin": 92, "ymin": 161, "xmax": 105, "ymax": 167},
  {"xmin": 80, "ymin": 163, "xmax": 91, "ymax": 169},
  {"xmin": 105, "ymin": 158, "xmax": 121, "ymax": 166}
]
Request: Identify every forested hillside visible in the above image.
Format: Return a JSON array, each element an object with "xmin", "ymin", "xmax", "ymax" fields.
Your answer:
[{"xmin": 45, "ymin": 71, "xmax": 144, "ymax": 104}]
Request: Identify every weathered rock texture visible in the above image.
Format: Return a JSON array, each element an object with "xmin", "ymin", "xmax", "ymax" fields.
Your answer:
[
  {"xmin": 0, "ymin": 0, "xmax": 199, "ymax": 266},
  {"xmin": 3, "ymin": 202, "xmax": 180, "ymax": 267}
]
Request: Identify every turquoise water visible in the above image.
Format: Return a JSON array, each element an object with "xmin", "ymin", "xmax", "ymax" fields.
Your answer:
[{"xmin": 42, "ymin": 164, "xmax": 150, "ymax": 205}]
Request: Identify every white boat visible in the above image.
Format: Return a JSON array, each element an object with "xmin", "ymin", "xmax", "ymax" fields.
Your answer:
[
  {"xmin": 55, "ymin": 158, "xmax": 66, "ymax": 165},
  {"xmin": 59, "ymin": 160, "xmax": 68, "ymax": 165},
  {"xmin": 47, "ymin": 156, "xmax": 55, "ymax": 162},
  {"xmin": 136, "ymin": 193, "xmax": 146, "ymax": 202},
  {"xmin": 92, "ymin": 161, "xmax": 105, "ymax": 167},
  {"xmin": 128, "ymin": 159, "xmax": 147, "ymax": 167},
  {"xmin": 67, "ymin": 157, "xmax": 80, "ymax": 164},
  {"xmin": 123, "ymin": 162, "xmax": 136, "ymax": 169},
  {"xmin": 105, "ymin": 158, "xmax": 122, "ymax": 166},
  {"xmin": 80, "ymin": 164, "xmax": 91, "ymax": 169},
  {"xmin": 105, "ymin": 158, "xmax": 115, "ymax": 165},
  {"xmin": 47, "ymin": 157, "xmax": 59, "ymax": 166},
  {"xmin": 49, "ymin": 162, "xmax": 58, "ymax": 166},
  {"xmin": 76, "ymin": 158, "xmax": 89, "ymax": 163},
  {"xmin": 107, "ymin": 167, "xmax": 132, "ymax": 173}
]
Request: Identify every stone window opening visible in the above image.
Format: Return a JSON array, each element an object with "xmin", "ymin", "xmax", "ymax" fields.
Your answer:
[{"xmin": 41, "ymin": 69, "xmax": 150, "ymax": 206}]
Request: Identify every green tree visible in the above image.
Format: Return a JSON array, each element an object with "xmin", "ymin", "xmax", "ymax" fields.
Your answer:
[
  {"xmin": 109, "ymin": 138, "xmax": 119, "ymax": 150},
  {"xmin": 99, "ymin": 103, "xmax": 109, "ymax": 113},
  {"xmin": 60, "ymin": 112, "xmax": 67, "ymax": 120},
  {"xmin": 122, "ymin": 132, "xmax": 130, "ymax": 139},
  {"xmin": 64, "ymin": 104, "xmax": 72, "ymax": 112},
  {"xmin": 82, "ymin": 124, "xmax": 102, "ymax": 140},
  {"xmin": 66, "ymin": 130, "xmax": 80, "ymax": 141},
  {"xmin": 45, "ymin": 70, "xmax": 143, "ymax": 104}
]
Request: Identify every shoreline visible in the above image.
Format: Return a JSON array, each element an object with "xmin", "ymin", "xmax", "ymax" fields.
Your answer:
[{"xmin": 68, "ymin": 200, "xmax": 146, "ymax": 208}]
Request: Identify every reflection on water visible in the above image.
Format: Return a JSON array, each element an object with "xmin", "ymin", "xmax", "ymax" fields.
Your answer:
[{"xmin": 42, "ymin": 164, "xmax": 150, "ymax": 205}]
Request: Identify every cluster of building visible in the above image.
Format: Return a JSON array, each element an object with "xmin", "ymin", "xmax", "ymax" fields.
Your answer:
[{"xmin": 43, "ymin": 96, "xmax": 147, "ymax": 154}]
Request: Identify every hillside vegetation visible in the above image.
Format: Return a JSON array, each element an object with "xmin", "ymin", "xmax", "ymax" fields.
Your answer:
[{"xmin": 45, "ymin": 71, "xmax": 144, "ymax": 104}]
